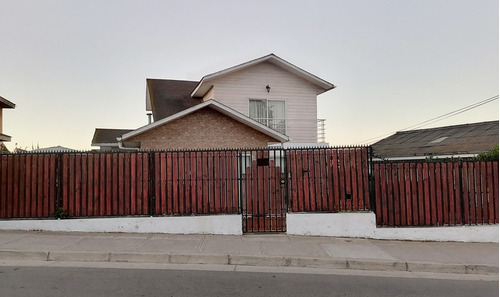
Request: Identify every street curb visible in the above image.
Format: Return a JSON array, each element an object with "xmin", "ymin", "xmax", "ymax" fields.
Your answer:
[
  {"xmin": 0, "ymin": 250, "xmax": 497, "ymax": 275},
  {"xmin": 0, "ymin": 250, "xmax": 49, "ymax": 261},
  {"xmin": 48, "ymin": 251, "xmax": 110, "ymax": 262}
]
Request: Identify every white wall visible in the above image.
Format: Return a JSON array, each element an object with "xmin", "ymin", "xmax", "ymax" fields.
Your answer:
[
  {"xmin": 210, "ymin": 62, "xmax": 320, "ymax": 143},
  {"xmin": 287, "ymin": 212, "xmax": 499, "ymax": 243},
  {"xmin": 0, "ymin": 215, "xmax": 243, "ymax": 235}
]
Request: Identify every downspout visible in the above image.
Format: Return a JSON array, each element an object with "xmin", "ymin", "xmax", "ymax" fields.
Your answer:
[{"xmin": 117, "ymin": 137, "xmax": 140, "ymax": 151}]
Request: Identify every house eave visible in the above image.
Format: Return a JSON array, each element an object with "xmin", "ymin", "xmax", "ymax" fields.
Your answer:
[
  {"xmin": 121, "ymin": 100, "xmax": 289, "ymax": 143},
  {"xmin": 0, "ymin": 133, "xmax": 12, "ymax": 142},
  {"xmin": 0, "ymin": 96, "xmax": 15, "ymax": 109},
  {"xmin": 191, "ymin": 54, "xmax": 335, "ymax": 97}
]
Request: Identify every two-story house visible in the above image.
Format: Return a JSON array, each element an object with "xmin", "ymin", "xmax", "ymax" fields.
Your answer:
[
  {"xmin": 0, "ymin": 96, "xmax": 15, "ymax": 152},
  {"xmin": 92, "ymin": 54, "xmax": 335, "ymax": 150}
]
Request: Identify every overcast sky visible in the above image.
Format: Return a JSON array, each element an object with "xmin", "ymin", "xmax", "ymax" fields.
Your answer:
[{"xmin": 0, "ymin": 0, "xmax": 498, "ymax": 151}]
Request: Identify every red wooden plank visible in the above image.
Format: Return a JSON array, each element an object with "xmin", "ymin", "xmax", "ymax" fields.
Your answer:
[
  {"xmin": 404, "ymin": 163, "xmax": 412, "ymax": 226},
  {"xmin": 344, "ymin": 150, "xmax": 353, "ymax": 211},
  {"xmin": 447, "ymin": 163, "xmax": 455, "ymax": 225},
  {"xmin": 104, "ymin": 154, "xmax": 111, "ymax": 216},
  {"xmin": 293, "ymin": 150, "xmax": 301, "ymax": 212},
  {"xmin": 118, "ymin": 153, "xmax": 125, "ymax": 216},
  {"xmin": 487, "ymin": 162, "xmax": 495, "ymax": 224},
  {"xmin": 172, "ymin": 153, "xmax": 179, "ymax": 214},
  {"xmin": 98, "ymin": 154, "xmax": 106, "ymax": 216},
  {"xmin": 324, "ymin": 149, "xmax": 333, "ymax": 211},
  {"xmin": 231, "ymin": 151, "xmax": 239, "ymax": 213},
  {"xmin": 184, "ymin": 152, "xmax": 192, "ymax": 214},
  {"xmin": 480, "ymin": 162, "xmax": 488, "ymax": 224},
  {"xmin": 361, "ymin": 148, "xmax": 370, "ymax": 210},
  {"xmin": 391, "ymin": 164, "xmax": 399, "ymax": 226},
  {"xmin": 17, "ymin": 156, "xmax": 26, "ymax": 218},
  {"xmin": 93, "ymin": 154, "xmax": 101, "ymax": 216},
  {"xmin": 75, "ymin": 154, "xmax": 82, "ymax": 217},
  {"xmin": 35, "ymin": 155, "xmax": 43, "ymax": 218},
  {"xmin": 42, "ymin": 155, "xmax": 51, "ymax": 217},
  {"xmin": 469, "ymin": 162, "xmax": 477, "ymax": 224},
  {"xmin": 435, "ymin": 163, "xmax": 443, "ymax": 225},
  {"xmin": 130, "ymin": 153, "xmax": 137, "ymax": 215},
  {"xmin": 80, "ymin": 154, "xmax": 88, "ymax": 217},
  {"xmin": 86, "ymin": 154, "xmax": 94, "ymax": 217},
  {"xmin": 454, "ymin": 163, "xmax": 463, "ymax": 224},
  {"xmin": 382, "ymin": 164, "xmax": 394, "ymax": 226},
  {"xmin": 397, "ymin": 163, "xmax": 406, "ymax": 226},
  {"xmin": 214, "ymin": 152, "xmax": 221, "ymax": 214},
  {"xmin": 178, "ymin": 152, "xmax": 186, "ymax": 215},
  {"xmin": 410, "ymin": 163, "xmax": 419, "ymax": 226},
  {"xmin": 153, "ymin": 153, "xmax": 160, "ymax": 215},
  {"xmin": 11, "ymin": 155, "xmax": 19, "ymax": 218},
  {"xmin": 441, "ymin": 163, "xmax": 449, "ymax": 225},
  {"xmin": 461, "ymin": 163, "xmax": 470, "ymax": 224},
  {"xmin": 142, "ymin": 153, "xmax": 149, "ymax": 215},
  {"xmin": 110, "ymin": 154, "xmax": 118, "ymax": 216},
  {"xmin": 0, "ymin": 156, "xmax": 7, "ymax": 218},
  {"xmin": 374, "ymin": 164, "xmax": 383, "ymax": 225},
  {"xmin": 24, "ymin": 155, "xmax": 31, "ymax": 217},
  {"xmin": 289, "ymin": 150, "xmax": 297, "ymax": 212},
  {"xmin": 428, "ymin": 163, "xmax": 437, "ymax": 226},
  {"xmin": 331, "ymin": 150, "xmax": 340, "ymax": 211},
  {"xmin": 350, "ymin": 149, "xmax": 359, "ymax": 211},
  {"xmin": 196, "ymin": 152, "xmax": 203, "ymax": 214},
  {"xmin": 308, "ymin": 150, "xmax": 316, "ymax": 211},
  {"xmin": 203, "ymin": 152, "xmax": 210, "ymax": 214},
  {"xmin": 493, "ymin": 162, "xmax": 499, "ymax": 223},
  {"xmin": 159, "ymin": 153, "xmax": 167, "ymax": 214},
  {"xmin": 422, "ymin": 163, "xmax": 431, "ymax": 226},
  {"xmin": 338, "ymin": 150, "xmax": 346, "ymax": 212}
]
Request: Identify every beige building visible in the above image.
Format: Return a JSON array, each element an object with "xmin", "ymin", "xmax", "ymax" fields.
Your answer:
[{"xmin": 92, "ymin": 54, "xmax": 335, "ymax": 151}]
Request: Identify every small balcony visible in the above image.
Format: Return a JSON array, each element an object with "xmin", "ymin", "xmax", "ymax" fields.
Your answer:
[{"xmin": 252, "ymin": 117, "xmax": 327, "ymax": 143}]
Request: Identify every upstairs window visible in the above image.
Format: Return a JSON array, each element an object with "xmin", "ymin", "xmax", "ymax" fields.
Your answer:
[{"xmin": 249, "ymin": 99, "xmax": 286, "ymax": 134}]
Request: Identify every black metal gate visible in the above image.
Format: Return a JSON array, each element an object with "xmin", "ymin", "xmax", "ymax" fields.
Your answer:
[{"xmin": 239, "ymin": 149, "xmax": 287, "ymax": 233}]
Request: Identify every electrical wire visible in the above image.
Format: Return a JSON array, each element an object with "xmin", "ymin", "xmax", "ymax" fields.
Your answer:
[{"xmin": 355, "ymin": 95, "xmax": 499, "ymax": 145}]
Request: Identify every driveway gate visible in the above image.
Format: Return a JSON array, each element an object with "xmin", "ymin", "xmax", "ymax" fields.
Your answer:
[{"xmin": 239, "ymin": 149, "xmax": 287, "ymax": 233}]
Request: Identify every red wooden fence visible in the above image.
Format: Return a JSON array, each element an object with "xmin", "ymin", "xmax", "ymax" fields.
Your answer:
[
  {"xmin": 373, "ymin": 161, "xmax": 499, "ymax": 227},
  {"xmin": 287, "ymin": 147, "xmax": 371, "ymax": 212}
]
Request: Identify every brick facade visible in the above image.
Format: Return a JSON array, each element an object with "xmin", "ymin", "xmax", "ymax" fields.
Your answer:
[{"xmin": 128, "ymin": 107, "xmax": 281, "ymax": 150}]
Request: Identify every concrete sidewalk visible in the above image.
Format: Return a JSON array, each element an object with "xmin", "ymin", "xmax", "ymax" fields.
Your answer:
[{"xmin": 0, "ymin": 230, "xmax": 497, "ymax": 275}]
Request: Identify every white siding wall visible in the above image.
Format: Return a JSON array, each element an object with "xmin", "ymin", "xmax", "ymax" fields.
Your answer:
[{"xmin": 208, "ymin": 62, "xmax": 320, "ymax": 143}]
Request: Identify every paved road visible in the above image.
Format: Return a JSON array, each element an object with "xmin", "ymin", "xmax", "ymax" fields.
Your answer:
[{"xmin": 0, "ymin": 265, "xmax": 497, "ymax": 297}]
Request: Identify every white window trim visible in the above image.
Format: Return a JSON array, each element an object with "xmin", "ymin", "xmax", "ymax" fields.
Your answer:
[{"xmin": 249, "ymin": 98, "xmax": 287, "ymax": 134}]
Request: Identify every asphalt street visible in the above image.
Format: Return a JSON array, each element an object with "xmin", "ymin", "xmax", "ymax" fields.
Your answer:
[{"xmin": 0, "ymin": 265, "xmax": 497, "ymax": 297}]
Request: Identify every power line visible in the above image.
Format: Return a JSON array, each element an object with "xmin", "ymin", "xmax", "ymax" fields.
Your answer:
[{"xmin": 355, "ymin": 95, "xmax": 499, "ymax": 145}]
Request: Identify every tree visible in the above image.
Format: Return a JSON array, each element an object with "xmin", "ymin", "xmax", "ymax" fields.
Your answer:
[{"xmin": 476, "ymin": 145, "xmax": 499, "ymax": 161}]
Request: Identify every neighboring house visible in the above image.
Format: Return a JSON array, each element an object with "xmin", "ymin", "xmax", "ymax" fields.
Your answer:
[
  {"xmin": 372, "ymin": 121, "xmax": 499, "ymax": 161},
  {"xmin": 0, "ymin": 96, "xmax": 15, "ymax": 153},
  {"xmin": 92, "ymin": 128, "xmax": 134, "ymax": 151},
  {"xmin": 30, "ymin": 146, "xmax": 78, "ymax": 153},
  {"xmin": 92, "ymin": 54, "xmax": 335, "ymax": 150}
]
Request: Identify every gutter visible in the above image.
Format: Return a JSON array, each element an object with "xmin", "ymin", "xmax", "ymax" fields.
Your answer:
[{"xmin": 117, "ymin": 138, "xmax": 140, "ymax": 151}]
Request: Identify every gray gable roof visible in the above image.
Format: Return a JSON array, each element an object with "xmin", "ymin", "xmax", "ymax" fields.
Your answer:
[
  {"xmin": 147, "ymin": 79, "xmax": 201, "ymax": 121},
  {"xmin": 372, "ymin": 121, "xmax": 499, "ymax": 159},
  {"xmin": 92, "ymin": 128, "xmax": 135, "ymax": 146}
]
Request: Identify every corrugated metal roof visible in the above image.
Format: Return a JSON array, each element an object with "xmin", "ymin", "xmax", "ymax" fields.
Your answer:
[
  {"xmin": 147, "ymin": 79, "xmax": 201, "ymax": 121},
  {"xmin": 372, "ymin": 121, "xmax": 499, "ymax": 159}
]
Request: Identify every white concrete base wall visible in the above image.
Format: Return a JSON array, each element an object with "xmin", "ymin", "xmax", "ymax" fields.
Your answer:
[
  {"xmin": 0, "ymin": 215, "xmax": 243, "ymax": 235},
  {"xmin": 287, "ymin": 212, "xmax": 499, "ymax": 243},
  {"xmin": 287, "ymin": 212, "xmax": 377, "ymax": 238}
]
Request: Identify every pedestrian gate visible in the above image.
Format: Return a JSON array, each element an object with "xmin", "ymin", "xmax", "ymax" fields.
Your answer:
[{"xmin": 239, "ymin": 149, "xmax": 287, "ymax": 233}]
